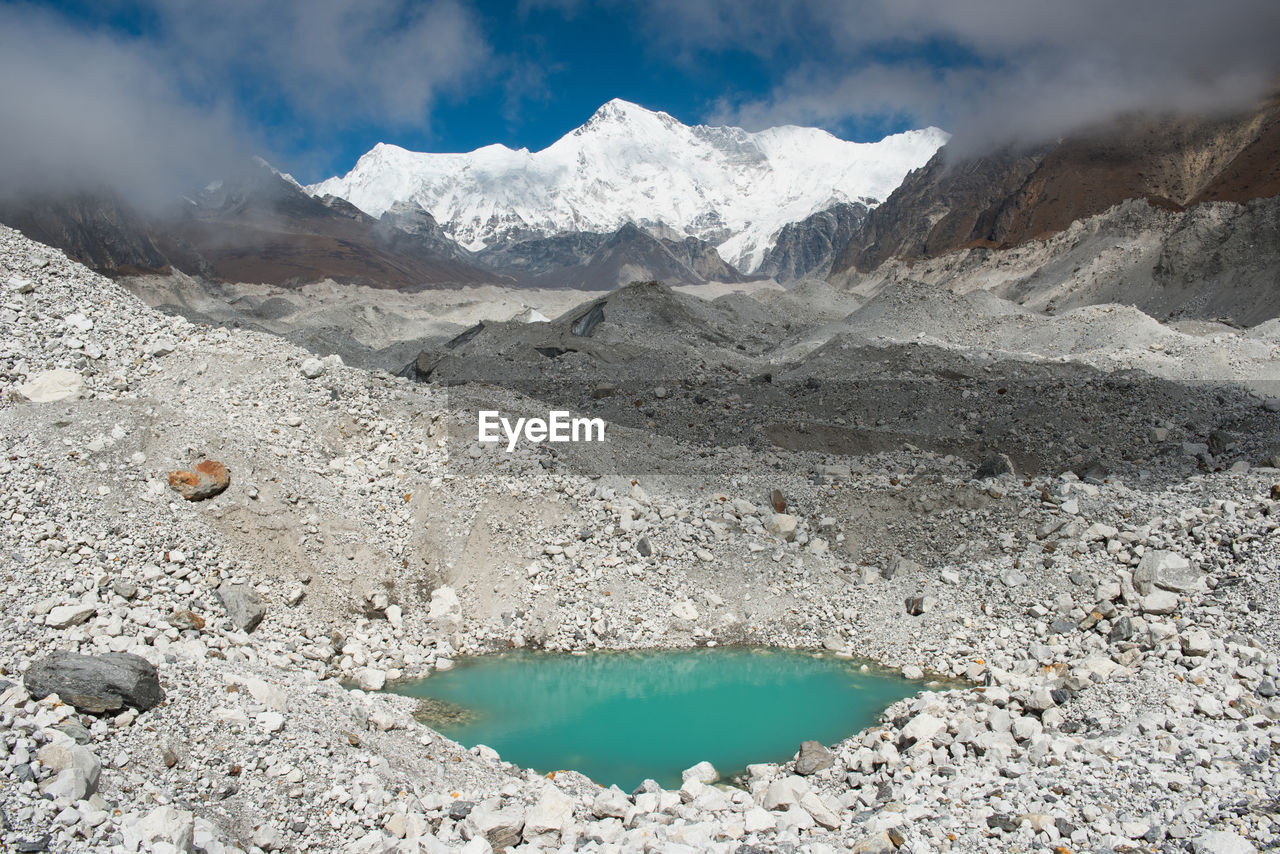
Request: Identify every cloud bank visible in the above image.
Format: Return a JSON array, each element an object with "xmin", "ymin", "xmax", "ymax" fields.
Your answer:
[
  {"xmin": 673, "ymin": 0, "xmax": 1280, "ymax": 150},
  {"xmin": 0, "ymin": 0, "xmax": 491, "ymax": 207}
]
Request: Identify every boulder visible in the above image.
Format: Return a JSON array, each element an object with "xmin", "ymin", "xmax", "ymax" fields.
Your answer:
[
  {"xmin": 167, "ymin": 460, "xmax": 231, "ymax": 501},
  {"xmin": 45, "ymin": 604, "xmax": 96, "ymax": 629},
  {"xmin": 24, "ymin": 652, "xmax": 162, "ymax": 714},
  {"xmin": 1180, "ymin": 629, "xmax": 1214, "ymax": 657},
  {"xmin": 1207, "ymin": 430, "xmax": 1235, "ymax": 456},
  {"xmin": 901, "ymin": 712, "xmax": 946, "ymax": 745},
  {"xmin": 794, "ymin": 740, "xmax": 834, "ymax": 775},
  {"xmin": 591, "ymin": 786, "xmax": 631, "ymax": 819},
  {"xmin": 522, "ymin": 786, "xmax": 574, "ymax": 844},
  {"xmin": 851, "ymin": 832, "xmax": 898, "ymax": 854},
  {"xmin": 799, "ymin": 792, "xmax": 841, "ymax": 829},
  {"xmin": 768, "ymin": 513, "xmax": 798, "ymax": 541},
  {"xmin": 428, "ymin": 586, "xmax": 462, "ymax": 629},
  {"xmin": 762, "ymin": 775, "xmax": 809, "ymax": 810},
  {"xmin": 671, "ymin": 600, "xmax": 699, "ymax": 622},
  {"xmin": 904, "ymin": 596, "xmax": 936, "ymax": 616},
  {"xmin": 1194, "ymin": 830, "xmax": 1258, "ymax": 854},
  {"xmin": 743, "ymin": 807, "xmax": 776, "ymax": 833},
  {"xmin": 465, "ymin": 803, "xmax": 524, "ymax": 849},
  {"xmin": 1133, "ymin": 550, "xmax": 1202, "ymax": 595},
  {"xmin": 681, "ymin": 760, "xmax": 718, "ymax": 784},
  {"xmin": 1141, "ymin": 590, "xmax": 1180, "ymax": 615},
  {"xmin": 128, "ymin": 806, "xmax": 195, "ymax": 853},
  {"xmin": 38, "ymin": 741, "xmax": 101, "ymax": 797},
  {"xmin": 216, "ymin": 582, "xmax": 266, "ymax": 632},
  {"xmin": 975, "ymin": 453, "xmax": 1015, "ymax": 479},
  {"xmin": 357, "ymin": 668, "xmax": 387, "ymax": 692},
  {"xmin": 14, "ymin": 369, "xmax": 84, "ymax": 403},
  {"xmin": 168, "ymin": 609, "xmax": 206, "ymax": 632}
]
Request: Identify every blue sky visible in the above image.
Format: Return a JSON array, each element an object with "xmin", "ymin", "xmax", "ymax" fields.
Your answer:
[
  {"xmin": 14, "ymin": 0, "xmax": 938, "ymax": 181},
  {"xmin": 1, "ymin": 0, "xmax": 1276, "ymax": 196}
]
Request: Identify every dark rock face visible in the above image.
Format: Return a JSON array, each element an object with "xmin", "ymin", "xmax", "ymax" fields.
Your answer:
[
  {"xmin": 0, "ymin": 160, "xmax": 503, "ymax": 288},
  {"xmin": 831, "ymin": 95, "xmax": 1280, "ymax": 275},
  {"xmin": 474, "ymin": 223, "xmax": 749, "ymax": 289},
  {"xmin": 757, "ymin": 202, "xmax": 868, "ymax": 281},
  {"xmin": 831, "ymin": 147, "xmax": 1044, "ymax": 275},
  {"xmin": 0, "ymin": 192, "xmax": 178, "ymax": 275},
  {"xmin": 373, "ymin": 200, "xmax": 480, "ymax": 266},
  {"xmin": 24, "ymin": 652, "xmax": 163, "ymax": 714},
  {"xmin": 521, "ymin": 222, "xmax": 748, "ymax": 290},
  {"xmin": 216, "ymin": 582, "xmax": 266, "ymax": 632},
  {"xmin": 474, "ymin": 231, "xmax": 610, "ymax": 276},
  {"xmin": 658, "ymin": 234, "xmax": 748, "ymax": 283}
]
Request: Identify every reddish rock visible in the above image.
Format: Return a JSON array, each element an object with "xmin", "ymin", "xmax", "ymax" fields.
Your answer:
[{"xmin": 167, "ymin": 460, "xmax": 230, "ymax": 501}]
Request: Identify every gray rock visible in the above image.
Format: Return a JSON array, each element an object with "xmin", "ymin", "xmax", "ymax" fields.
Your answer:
[
  {"xmin": 1207, "ymin": 430, "xmax": 1235, "ymax": 456},
  {"xmin": 904, "ymin": 596, "xmax": 936, "ymax": 616},
  {"xmin": 25, "ymin": 652, "xmax": 162, "ymax": 714},
  {"xmin": 1109, "ymin": 616, "xmax": 1135, "ymax": 642},
  {"xmin": 1180, "ymin": 629, "xmax": 1213, "ymax": 657},
  {"xmin": 794, "ymin": 740, "xmax": 834, "ymax": 775},
  {"xmin": 1000, "ymin": 569, "xmax": 1028, "ymax": 588},
  {"xmin": 1141, "ymin": 590, "xmax": 1180, "ymax": 615},
  {"xmin": 1193, "ymin": 830, "xmax": 1257, "ymax": 854},
  {"xmin": 216, "ymin": 582, "xmax": 266, "ymax": 632},
  {"xmin": 636, "ymin": 536, "xmax": 653, "ymax": 557},
  {"xmin": 975, "ymin": 453, "xmax": 1016, "ymax": 479},
  {"xmin": 1133, "ymin": 550, "xmax": 1202, "ymax": 595},
  {"xmin": 885, "ymin": 555, "xmax": 923, "ymax": 579},
  {"xmin": 466, "ymin": 803, "xmax": 525, "ymax": 849}
]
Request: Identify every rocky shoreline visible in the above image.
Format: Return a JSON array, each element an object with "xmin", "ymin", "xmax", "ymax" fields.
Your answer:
[{"xmin": 2, "ymin": 224, "xmax": 1278, "ymax": 852}]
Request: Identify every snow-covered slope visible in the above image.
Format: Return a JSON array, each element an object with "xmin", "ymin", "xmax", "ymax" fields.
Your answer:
[{"xmin": 309, "ymin": 99, "xmax": 948, "ymax": 273}]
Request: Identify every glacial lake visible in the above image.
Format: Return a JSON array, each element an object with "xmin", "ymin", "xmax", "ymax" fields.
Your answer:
[{"xmin": 390, "ymin": 647, "xmax": 923, "ymax": 789}]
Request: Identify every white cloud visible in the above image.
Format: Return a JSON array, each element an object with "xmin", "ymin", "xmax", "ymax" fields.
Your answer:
[
  {"xmin": 650, "ymin": 0, "xmax": 1280, "ymax": 146},
  {"xmin": 0, "ymin": 5, "xmax": 250, "ymax": 207},
  {"xmin": 0, "ymin": 1, "xmax": 495, "ymax": 204}
]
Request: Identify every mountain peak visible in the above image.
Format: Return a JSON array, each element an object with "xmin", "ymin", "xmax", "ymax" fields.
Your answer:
[
  {"xmin": 308, "ymin": 105, "xmax": 948, "ymax": 272},
  {"xmin": 583, "ymin": 99, "xmax": 676, "ymax": 129}
]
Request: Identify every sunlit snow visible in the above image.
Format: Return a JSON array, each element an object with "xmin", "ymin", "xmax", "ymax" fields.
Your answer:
[{"xmin": 309, "ymin": 99, "xmax": 948, "ymax": 273}]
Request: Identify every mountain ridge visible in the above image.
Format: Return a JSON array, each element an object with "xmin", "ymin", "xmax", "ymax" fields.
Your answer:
[
  {"xmin": 310, "ymin": 99, "xmax": 948, "ymax": 272},
  {"xmin": 831, "ymin": 95, "xmax": 1280, "ymax": 276}
]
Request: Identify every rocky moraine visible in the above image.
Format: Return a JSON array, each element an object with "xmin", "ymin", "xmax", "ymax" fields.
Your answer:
[{"xmin": 1, "ymin": 223, "xmax": 1279, "ymax": 853}]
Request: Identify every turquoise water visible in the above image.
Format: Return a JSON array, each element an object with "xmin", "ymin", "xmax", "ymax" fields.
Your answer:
[{"xmin": 391, "ymin": 647, "xmax": 921, "ymax": 789}]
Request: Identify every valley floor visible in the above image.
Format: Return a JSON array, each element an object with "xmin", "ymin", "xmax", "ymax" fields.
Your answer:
[{"xmin": 1, "ymin": 224, "xmax": 1279, "ymax": 853}]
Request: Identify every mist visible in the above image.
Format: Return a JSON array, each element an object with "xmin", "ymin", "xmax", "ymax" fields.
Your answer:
[
  {"xmin": 0, "ymin": 0, "xmax": 490, "ymax": 210},
  {"xmin": 0, "ymin": 6, "xmax": 255, "ymax": 211}
]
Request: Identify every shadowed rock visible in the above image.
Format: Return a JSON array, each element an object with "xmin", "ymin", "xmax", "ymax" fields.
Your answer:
[
  {"xmin": 975, "ymin": 454, "xmax": 1016, "ymax": 479},
  {"xmin": 24, "ymin": 652, "xmax": 162, "ymax": 714},
  {"xmin": 795, "ymin": 740, "xmax": 835, "ymax": 775}
]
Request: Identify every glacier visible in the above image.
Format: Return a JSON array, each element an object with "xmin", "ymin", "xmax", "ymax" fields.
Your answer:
[{"xmin": 309, "ymin": 99, "xmax": 948, "ymax": 273}]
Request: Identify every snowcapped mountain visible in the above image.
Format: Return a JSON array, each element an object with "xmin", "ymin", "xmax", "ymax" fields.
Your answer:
[{"xmin": 309, "ymin": 99, "xmax": 948, "ymax": 273}]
